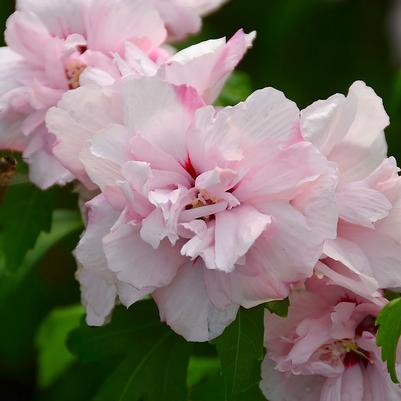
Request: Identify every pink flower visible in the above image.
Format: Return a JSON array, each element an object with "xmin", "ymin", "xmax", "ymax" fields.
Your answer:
[
  {"xmin": 47, "ymin": 29, "xmax": 255, "ymax": 189},
  {"xmin": 300, "ymin": 81, "xmax": 401, "ymax": 297},
  {"xmin": 48, "ymin": 75, "xmax": 338, "ymax": 341},
  {"xmin": 152, "ymin": 0, "xmax": 229, "ymax": 41},
  {"xmin": 260, "ymin": 275, "xmax": 401, "ymax": 401},
  {"xmin": 0, "ymin": 0, "xmax": 167, "ymax": 188}
]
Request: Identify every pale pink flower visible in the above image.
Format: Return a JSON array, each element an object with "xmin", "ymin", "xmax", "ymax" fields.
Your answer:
[
  {"xmin": 152, "ymin": 0, "xmax": 229, "ymax": 41},
  {"xmin": 260, "ymin": 275, "xmax": 401, "ymax": 401},
  {"xmin": 48, "ymin": 76, "xmax": 338, "ymax": 341},
  {"xmin": 0, "ymin": 0, "xmax": 167, "ymax": 188},
  {"xmin": 48, "ymin": 29, "xmax": 255, "ymax": 189},
  {"xmin": 301, "ymin": 81, "xmax": 401, "ymax": 297}
]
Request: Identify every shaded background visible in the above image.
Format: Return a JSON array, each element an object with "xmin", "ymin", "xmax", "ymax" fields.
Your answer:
[{"xmin": 0, "ymin": 0, "xmax": 400, "ymax": 400}]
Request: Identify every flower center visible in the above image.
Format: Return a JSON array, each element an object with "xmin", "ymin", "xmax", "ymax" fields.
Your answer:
[
  {"xmin": 65, "ymin": 59, "xmax": 86, "ymax": 89},
  {"xmin": 183, "ymin": 190, "xmax": 220, "ymax": 222},
  {"xmin": 318, "ymin": 339, "xmax": 371, "ymax": 368}
]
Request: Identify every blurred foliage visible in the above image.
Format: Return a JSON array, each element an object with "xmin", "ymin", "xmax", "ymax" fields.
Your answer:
[
  {"xmin": 1, "ymin": 0, "xmax": 401, "ymax": 400},
  {"xmin": 36, "ymin": 304, "xmax": 84, "ymax": 388},
  {"xmin": 0, "ymin": 184, "xmax": 56, "ymax": 272}
]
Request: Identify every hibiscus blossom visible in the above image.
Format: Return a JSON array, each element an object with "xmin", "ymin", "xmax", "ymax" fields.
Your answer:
[
  {"xmin": 0, "ymin": 0, "xmax": 253, "ymax": 189},
  {"xmin": 300, "ymin": 81, "xmax": 401, "ymax": 297},
  {"xmin": 0, "ymin": 0, "xmax": 167, "ymax": 189},
  {"xmin": 47, "ymin": 76, "xmax": 337, "ymax": 341},
  {"xmin": 48, "ymin": 29, "xmax": 255, "ymax": 190},
  {"xmin": 260, "ymin": 275, "xmax": 401, "ymax": 401}
]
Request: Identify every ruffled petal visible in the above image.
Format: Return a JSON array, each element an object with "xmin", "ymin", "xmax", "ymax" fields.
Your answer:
[
  {"xmin": 103, "ymin": 217, "xmax": 185, "ymax": 289},
  {"xmin": 153, "ymin": 260, "xmax": 238, "ymax": 341},
  {"xmin": 260, "ymin": 357, "xmax": 324, "ymax": 401},
  {"xmin": 85, "ymin": 0, "xmax": 166, "ymax": 53},
  {"xmin": 163, "ymin": 30, "xmax": 255, "ymax": 103}
]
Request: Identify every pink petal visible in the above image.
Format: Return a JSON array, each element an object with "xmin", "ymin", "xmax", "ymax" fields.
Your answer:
[
  {"xmin": 153, "ymin": 260, "xmax": 238, "ymax": 341},
  {"xmin": 122, "ymin": 76, "xmax": 203, "ymax": 164},
  {"xmin": 214, "ymin": 205, "xmax": 271, "ymax": 272},
  {"xmin": 260, "ymin": 357, "xmax": 324, "ymax": 401},
  {"xmin": 81, "ymin": 124, "xmax": 132, "ymax": 191},
  {"xmin": 5, "ymin": 11, "xmax": 52, "ymax": 65},
  {"xmin": 75, "ymin": 195, "xmax": 147, "ymax": 326},
  {"xmin": 163, "ymin": 29, "xmax": 255, "ymax": 103},
  {"xmin": 316, "ymin": 261, "xmax": 380, "ymax": 303},
  {"xmin": 337, "ymin": 182, "xmax": 392, "ymax": 227},
  {"xmin": 248, "ymin": 202, "xmax": 323, "ymax": 284},
  {"xmin": 204, "ymin": 262, "xmax": 290, "ymax": 310},
  {"xmin": 320, "ymin": 375, "xmax": 342, "ymax": 401},
  {"xmin": 234, "ymin": 141, "xmax": 329, "ymax": 202},
  {"xmin": 17, "ymin": 0, "xmax": 87, "ymax": 38},
  {"xmin": 301, "ymin": 81, "xmax": 389, "ymax": 182},
  {"xmin": 292, "ymin": 166, "xmax": 339, "ymax": 241},
  {"xmin": 85, "ymin": 0, "xmax": 166, "ymax": 54},
  {"xmin": 188, "ymin": 87, "xmax": 299, "ymax": 174},
  {"xmin": 341, "ymin": 223, "xmax": 401, "ymax": 289},
  {"xmin": 26, "ymin": 140, "xmax": 74, "ymax": 189},
  {"xmin": 152, "ymin": 0, "xmax": 200, "ymax": 41},
  {"xmin": 47, "ymin": 84, "xmax": 123, "ymax": 188},
  {"xmin": 103, "ymin": 217, "xmax": 185, "ymax": 289},
  {"xmin": 341, "ymin": 364, "xmax": 364, "ymax": 401}
]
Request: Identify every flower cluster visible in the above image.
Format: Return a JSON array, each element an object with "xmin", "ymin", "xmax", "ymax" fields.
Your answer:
[{"xmin": 1, "ymin": 1, "xmax": 401, "ymax": 400}]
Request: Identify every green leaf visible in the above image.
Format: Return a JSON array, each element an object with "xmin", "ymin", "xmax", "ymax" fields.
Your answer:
[
  {"xmin": 216, "ymin": 71, "xmax": 253, "ymax": 106},
  {"xmin": 94, "ymin": 330, "xmax": 190, "ymax": 401},
  {"xmin": 69, "ymin": 301, "xmax": 191, "ymax": 401},
  {"xmin": 67, "ymin": 302, "xmax": 163, "ymax": 363},
  {"xmin": 265, "ymin": 298, "xmax": 289, "ymax": 317},
  {"xmin": 0, "ymin": 183, "xmax": 56, "ymax": 271},
  {"xmin": 0, "ymin": 209, "xmax": 82, "ymax": 374},
  {"xmin": 0, "ymin": 209, "xmax": 83, "ymax": 302},
  {"xmin": 215, "ymin": 306, "xmax": 265, "ymax": 401},
  {"xmin": 39, "ymin": 360, "xmax": 121, "ymax": 401},
  {"xmin": 190, "ymin": 373, "xmax": 225, "ymax": 401},
  {"xmin": 187, "ymin": 357, "xmax": 220, "ymax": 386},
  {"xmin": 376, "ymin": 297, "xmax": 401, "ymax": 383},
  {"xmin": 36, "ymin": 304, "xmax": 84, "ymax": 388}
]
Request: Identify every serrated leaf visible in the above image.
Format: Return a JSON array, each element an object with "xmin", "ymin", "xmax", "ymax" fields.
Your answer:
[
  {"xmin": 376, "ymin": 297, "xmax": 401, "ymax": 383},
  {"xmin": 0, "ymin": 183, "xmax": 56, "ymax": 271},
  {"xmin": 215, "ymin": 306, "xmax": 265, "ymax": 401},
  {"xmin": 36, "ymin": 305, "xmax": 84, "ymax": 388},
  {"xmin": 265, "ymin": 298, "xmax": 289, "ymax": 317}
]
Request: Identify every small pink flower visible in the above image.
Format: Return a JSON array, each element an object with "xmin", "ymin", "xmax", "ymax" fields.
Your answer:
[
  {"xmin": 152, "ymin": 0, "xmax": 229, "ymax": 41},
  {"xmin": 49, "ymin": 75, "xmax": 338, "ymax": 341},
  {"xmin": 260, "ymin": 275, "xmax": 401, "ymax": 401},
  {"xmin": 301, "ymin": 81, "xmax": 401, "ymax": 297},
  {"xmin": 0, "ymin": 0, "xmax": 167, "ymax": 188}
]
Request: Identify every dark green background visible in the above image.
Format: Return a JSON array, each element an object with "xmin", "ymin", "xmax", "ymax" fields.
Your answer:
[{"xmin": 0, "ymin": 0, "xmax": 400, "ymax": 400}]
